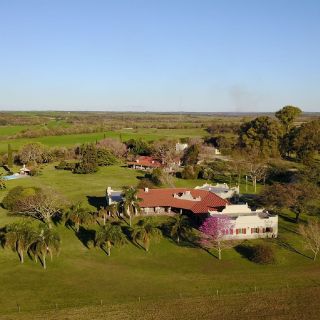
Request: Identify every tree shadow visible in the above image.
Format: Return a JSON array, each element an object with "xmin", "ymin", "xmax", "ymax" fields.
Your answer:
[
  {"xmin": 75, "ymin": 226, "xmax": 96, "ymax": 249},
  {"xmin": 276, "ymin": 236, "xmax": 311, "ymax": 259},
  {"xmin": 86, "ymin": 196, "xmax": 106, "ymax": 210},
  {"xmin": 279, "ymin": 213, "xmax": 296, "ymax": 224},
  {"xmin": 121, "ymin": 225, "xmax": 144, "ymax": 250},
  {"xmin": 234, "ymin": 242, "xmax": 254, "ymax": 260}
]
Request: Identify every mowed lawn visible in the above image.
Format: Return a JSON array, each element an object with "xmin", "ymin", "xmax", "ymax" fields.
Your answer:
[{"xmin": 0, "ymin": 165, "xmax": 319, "ymax": 319}]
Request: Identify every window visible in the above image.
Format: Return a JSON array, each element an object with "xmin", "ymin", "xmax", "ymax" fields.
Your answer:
[
  {"xmin": 229, "ymin": 229, "xmax": 233, "ymax": 235},
  {"xmin": 242, "ymin": 228, "xmax": 246, "ymax": 234},
  {"xmin": 266, "ymin": 227, "xmax": 273, "ymax": 233}
]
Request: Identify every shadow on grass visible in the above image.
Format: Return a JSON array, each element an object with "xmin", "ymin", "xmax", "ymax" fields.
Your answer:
[
  {"xmin": 276, "ymin": 236, "xmax": 311, "ymax": 259},
  {"xmin": 121, "ymin": 225, "xmax": 144, "ymax": 250},
  {"xmin": 76, "ymin": 226, "xmax": 96, "ymax": 249},
  {"xmin": 279, "ymin": 213, "xmax": 297, "ymax": 224},
  {"xmin": 86, "ymin": 196, "xmax": 106, "ymax": 210},
  {"xmin": 235, "ymin": 242, "xmax": 254, "ymax": 260}
]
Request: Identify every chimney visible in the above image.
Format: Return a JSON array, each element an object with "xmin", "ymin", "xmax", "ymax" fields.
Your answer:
[{"xmin": 145, "ymin": 187, "xmax": 149, "ymax": 193}]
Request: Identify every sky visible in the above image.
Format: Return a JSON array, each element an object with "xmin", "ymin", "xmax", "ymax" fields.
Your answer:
[{"xmin": 0, "ymin": 0, "xmax": 319, "ymax": 112}]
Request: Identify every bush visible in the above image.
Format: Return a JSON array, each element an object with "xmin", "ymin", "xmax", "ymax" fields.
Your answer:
[
  {"xmin": 96, "ymin": 148, "xmax": 118, "ymax": 166},
  {"xmin": 29, "ymin": 166, "xmax": 42, "ymax": 176},
  {"xmin": 73, "ymin": 162, "xmax": 98, "ymax": 174},
  {"xmin": 181, "ymin": 165, "xmax": 201, "ymax": 179},
  {"xmin": 2, "ymin": 186, "xmax": 38, "ymax": 210},
  {"xmin": 137, "ymin": 178, "xmax": 156, "ymax": 189},
  {"xmin": 55, "ymin": 161, "xmax": 76, "ymax": 171},
  {"xmin": 251, "ymin": 243, "xmax": 276, "ymax": 264}
]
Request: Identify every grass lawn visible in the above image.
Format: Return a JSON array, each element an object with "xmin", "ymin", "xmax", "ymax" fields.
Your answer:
[
  {"xmin": 0, "ymin": 165, "xmax": 319, "ymax": 319},
  {"xmin": 0, "ymin": 127, "xmax": 207, "ymax": 153}
]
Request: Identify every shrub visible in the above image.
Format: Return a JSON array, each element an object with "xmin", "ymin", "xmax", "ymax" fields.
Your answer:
[
  {"xmin": 251, "ymin": 243, "xmax": 276, "ymax": 264},
  {"xmin": 181, "ymin": 165, "xmax": 201, "ymax": 179},
  {"xmin": 137, "ymin": 178, "xmax": 156, "ymax": 189},
  {"xmin": 2, "ymin": 186, "xmax": 38, "ymax": 210},
  {"xmin": 96, "ymin": 148, "xmax": 118, "ymax": 166}
]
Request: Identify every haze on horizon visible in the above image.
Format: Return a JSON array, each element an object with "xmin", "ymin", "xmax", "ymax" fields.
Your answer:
[{"xmin": 0, "ymin": 0, "xmax": 319, "ymax": 113}]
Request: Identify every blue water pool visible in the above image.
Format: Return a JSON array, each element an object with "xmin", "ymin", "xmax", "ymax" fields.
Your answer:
[{"xmin": 3, "ymin": 175, "xmax": 21, "ymax": 180}]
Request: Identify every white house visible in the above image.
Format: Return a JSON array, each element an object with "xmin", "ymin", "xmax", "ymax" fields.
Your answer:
[
  {"xmin": 209, "ymin": 203, "xmax": 278, "ymax": 240},
  {"xmin": 175, "ymin": 143, "xmax": 188, "ymax": 153},
  {"xmin": 195, "ymin": 183, "xmax": 240, "ymax": 199},
  {"xmin": 106, "ymin": 187, "xmax": 122, "ymax": 206}
]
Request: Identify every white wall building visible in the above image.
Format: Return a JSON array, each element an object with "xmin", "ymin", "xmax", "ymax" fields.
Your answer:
[
  {"xmin": 209, "ymin": 203, "xmax": 278, "ymax": 240},
  {"xmin": 175, "ymin": 143, "xmax": 188, "ymax": 153}
]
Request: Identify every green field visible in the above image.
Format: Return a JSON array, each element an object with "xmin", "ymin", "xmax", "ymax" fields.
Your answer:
[
  {"xmin": 0, "ymin": 165, "xmax": 319, "ymax": 319},
  {"xmin": 0, "ymin": 127, "xmax": 207, "ymax": 153}
]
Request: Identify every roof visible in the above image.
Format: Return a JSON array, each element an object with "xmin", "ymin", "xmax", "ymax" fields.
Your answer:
[
  {"xmin": 127, "ymin": 156, "xmax": 162, "ymax": 168},
  {"xmin": 138, "ymin": 188, "xmax": 228, "ymax": 215}
]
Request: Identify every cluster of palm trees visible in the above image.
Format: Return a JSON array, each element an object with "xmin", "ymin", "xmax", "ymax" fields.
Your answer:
[
  {"xmin": 2, "ymin": 221, "xmax": 60, "ymax": 269},
  {"xmin": 1, "ymin": 185, "xmax": 195, "ymax": 267}
]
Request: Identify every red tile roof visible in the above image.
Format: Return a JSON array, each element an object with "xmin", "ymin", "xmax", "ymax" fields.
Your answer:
[
  {"xmin": 138, "ymin": 188, "xmax": 228, "ymax": 215},
  {"xmin": 128, "ymin": 156, "xmax": 162, "ymax": 168}
]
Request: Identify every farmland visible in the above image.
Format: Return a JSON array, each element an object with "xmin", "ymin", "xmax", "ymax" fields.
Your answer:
[{"xmin": 0, "ymin": 111, "xmax": 319, "ymax": 319}]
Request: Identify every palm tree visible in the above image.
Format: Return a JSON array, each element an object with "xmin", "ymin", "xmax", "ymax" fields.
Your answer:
[
  {"xmin": 95, "ymin": 223, "xmax": 127, "ymax": 256},
  {"xmin": 67, "ymin": 203, "xmax": 94, "ymax": 232},
  {"xmin": 97, "ymin": 207, "xmax": 108, "ymax": 225},
  {"xmin": 169, "ymin": 214, "xmax": 191, "ymax": 244},
  {"xmin": 132, "ymin": 218, "xmax": 162, "ymax": 252},
  {"xmin": 32, "ymin": 224, "xmax": 60, "ymax": 269},
  {"xmin": 4, "ymin": 221, "xmax": 36, "ymax": 263},
  {"xmin": 122, "ymin": 186, "xmax": 141, "ymax": 227},
  {"xmin": 106, "ymin": 202, "xmax": 120, "ymax": 219}
]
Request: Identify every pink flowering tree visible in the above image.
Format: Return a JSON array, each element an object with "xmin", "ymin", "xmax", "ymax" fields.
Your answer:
[{"xmin": 199, "ymin": 215, "xmax": 233, "ymax": 260}]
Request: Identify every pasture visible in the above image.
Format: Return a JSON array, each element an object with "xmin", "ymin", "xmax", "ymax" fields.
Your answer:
[{"xmin": 0, "ymin": 164, "xmax": 319, "ymax": 319}]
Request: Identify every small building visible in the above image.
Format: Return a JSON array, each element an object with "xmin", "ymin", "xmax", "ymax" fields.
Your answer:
[
  {"xmin": 195, "ymin": 183, "xmax": 239, "ymax": 199},
  {"xmin": 106, "ymin": 187, "xmax": 122, "ymax": 206},
  {"xmin": 19, "ymin": 164, "xmax": 31, "ymax": 176},
  {"xmin": 209, "ymin": 203, "xmax": 278, "ymax": 239},
  {"xmin": 127, "ymin": 156, "xmax": 162, "ymax": 171},
  {"xmin": 176, "ymin": 143, "xmax": 188, "ymax": 153}
]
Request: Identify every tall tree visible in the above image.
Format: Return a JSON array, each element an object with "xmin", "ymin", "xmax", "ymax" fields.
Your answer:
[
  {"xmin": 122, "ymin": 186, "xmax": 141, "ymax": 227},
  {"xmin": 132, "ymin": 218, "xmax": 162, "ymax": 252},
  {"xmin": 152, "ymin": 139, "xmax": 176, "ymax": 167},
  {"xmin": 169, "ymin": 214, "xmax": 191, "ymax": 243},
  {"xmin": 299, "ymin": 219, "xmax": 320, "ymax": 261},
  {"xmin": 275, "ymin": 105, "xmax": 302, "ymax": 133},
  {"xmin": 18, "ymin": 142, "xmax": 49, "ymax": 164},
  {"xmin": 4, "ymin": 221, "xmax": 36, "ymax": 264},
  {"xmin": 66, "ymin": 203, "xmax": 94, "ymax": 232},
  {"xmin": 199, "ymin": 216, "xmax": 233, "ymax": 260},
  {"xmin": 74, "ymin": 144, "xmax": 98, "ymax": 174},
  {"xmin": 292, "ymin": 119, "xmax": 320, "ymax": 163},
  {"xmin": 7, "ymin": 143, "xmax": 13, "ymax": 168},
  {"xmin": 182, "ymin": 144, "xmax": 200, "ymax": 165},
  {"xmin": 10, "ymin": 188, "xmax": 66, "ymax": 227},
  {"xmin": 95, "ymin": 223, "xmax": 127, "ymax": 256},
  {"xmin": 259, "ymin": 182, "xmax": 318, "ymax": 222},
  {"xmin": 238, "ymin": 116, "xmax": 283, "ymax": 157},
  {"xmin": 31, "ymin": 224, "xmax": 61, "ymax": 269}
]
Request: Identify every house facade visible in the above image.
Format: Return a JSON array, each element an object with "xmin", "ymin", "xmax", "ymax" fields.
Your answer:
[
  {"xmin": 209, "ymin": 204, "xmax": 278, "ymax": 239},
  {"xmin": 105, "ymin": 186, "xmax": 278, "ymax": 240}
]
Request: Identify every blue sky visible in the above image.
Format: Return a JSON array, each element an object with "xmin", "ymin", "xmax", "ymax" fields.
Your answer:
[{"xmin": 0, "ymin": 0, "xmax": 319, "ymax": 112}]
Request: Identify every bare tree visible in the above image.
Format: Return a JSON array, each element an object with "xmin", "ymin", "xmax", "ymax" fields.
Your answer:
[
  {"xmin": 152, "ymin": 140, "xmax": 176, "ymax": 167},
  {"xmin": 13, "ymin": 188, "xmax": 67, "ymax": 227},
  {"xmin": 299, "ymin": 219, "xmax": 320, "ymax": 261}
]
